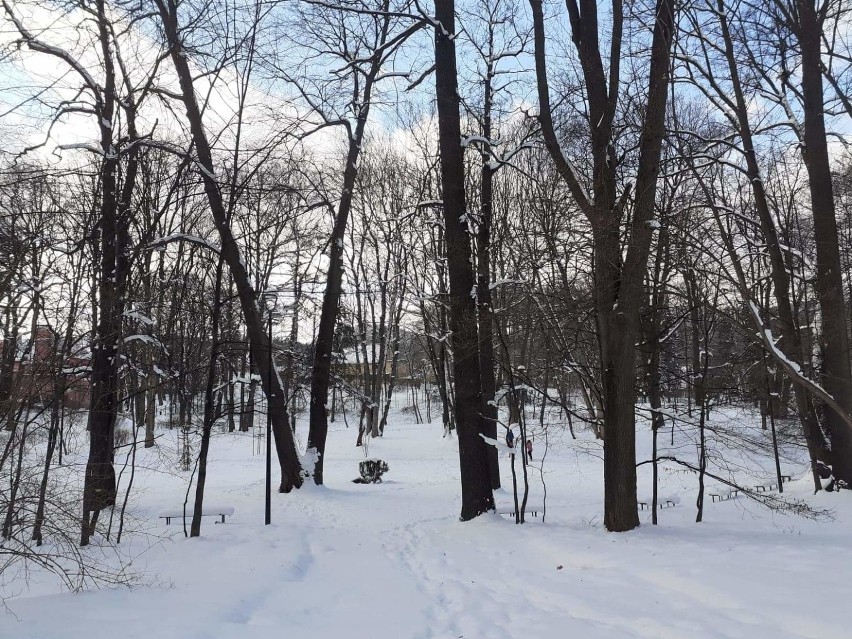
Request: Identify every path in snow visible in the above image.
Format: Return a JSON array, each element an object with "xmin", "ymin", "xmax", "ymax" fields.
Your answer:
[{"xmin": 3, "ymin": 413, "xmax": 851, "ymax": 639}]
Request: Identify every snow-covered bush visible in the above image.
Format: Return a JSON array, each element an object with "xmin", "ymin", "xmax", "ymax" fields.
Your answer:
[{"xmin": 355, "ymin": 459, "xmax": 389, "ymax": 484}]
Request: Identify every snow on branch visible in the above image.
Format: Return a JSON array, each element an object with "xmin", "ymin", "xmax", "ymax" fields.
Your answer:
[
  {"xmin": 57, "ymin": 142, "xmax": 114, "ymax": 158},
  {"xmin": 479, "ymin": 433, "xmax": 518, "ymax": 457},
  {"xmin": 2, "ymin": 0, "xmax": 101, "ymax": 99},
  {"xmin": 460, "ymin": 135, "xmax": 495, "ymax": 149},
  {"xmin": 122, "ymin": 334, "xmax": 163, "ymax": 349},
  {"xmin": 146, "ymin": 233, "xmax": 220, "ymax": 254},
  {"xmin": 123, "ymin": 310, "xmax": 155, "ymax": 326},
  {"xmin": 489, "ymin": 278, "xmax": 526, "ymax": 291},
  {"xmin": 413, "ymin": 0, "xmax": 456, "ymax": 40},
  {"xmin": 748, "ymin": 301, "xmax": 852, "ymax": 430}
]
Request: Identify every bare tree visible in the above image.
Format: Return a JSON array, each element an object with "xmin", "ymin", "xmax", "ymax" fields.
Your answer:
[
  {"xmin": 434, "ymin": 0, "xmax": 495, "ymax": 520},
  {"xmin": 529, "ymin": 0, "xmax": 678, "ymax": 530},
  {"xmin": 267, "ymin": 0, "xmax": 426, "ymax": 483},
  {"xmin": 153, "ymin": 0, "xmax": 305, "ymax": 491}
]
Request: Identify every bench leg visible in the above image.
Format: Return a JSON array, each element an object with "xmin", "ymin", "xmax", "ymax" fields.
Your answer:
[
  {"xmin": 165, "ymin": 517, "xmax": 171, "ymax": 525},
  {"xmin": 220, "ymin": 514, "xmax": 226, "ymax": 524}
]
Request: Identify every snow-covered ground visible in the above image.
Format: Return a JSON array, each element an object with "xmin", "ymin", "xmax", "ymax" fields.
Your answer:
[{"xmin": 3, "ymin": 404, "xmax": 851, "ymax": 639}]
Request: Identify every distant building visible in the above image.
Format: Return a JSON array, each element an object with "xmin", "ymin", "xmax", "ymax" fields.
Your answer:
[
  {"xmin": 0, "ymin": 326, "xmax": 90, "ymax": 410},
  {"xmin": 335, "ymin": 346, "xmax": 395, "ymax": 383}
]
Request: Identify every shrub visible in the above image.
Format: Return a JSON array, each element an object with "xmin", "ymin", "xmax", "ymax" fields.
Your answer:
[{"xmin": 354, "ymin": 458, "xmax": 388, "ymax": 484}]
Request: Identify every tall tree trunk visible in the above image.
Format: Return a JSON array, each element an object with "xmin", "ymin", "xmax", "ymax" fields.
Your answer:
[
  {"xmin": 712, "ymin": 0, "xmax": 828, "ymax": 487},
  {"xmin": 477, "ymin": 51, "xmax": 500, "ymax": 490},
  {"xmin": 646, "ymin": 226, "xmax": 670, "ymax": 522},
  {"xmin": 82, "ymin": 1, "xmax": 131, "ymax": 544},
  {"xmin": 529, "ymin": 0, "xmax": 677, "ymax": 531},
  {"xmin": 795, "ymin": 0, "xmax": 852, "ymax": 486},
  {"xmin": 191, "ymin": 255, "xmax": 224, "ymax": 537},
  {"xmin": 434, "ymin": 0, "xmax": 495, "ymax": 520},
  {"xmin": 155, "ymin": 0, "xmax": 303, "ymax": 491},
  {"xmin": 306, "ymin": 29, "xmax": 388, "ymax": 484}
]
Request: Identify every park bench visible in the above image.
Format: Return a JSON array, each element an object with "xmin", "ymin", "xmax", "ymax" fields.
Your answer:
[
  {"xmin": 754, "ymin": 475, "xmax": 793, "ymax": 492},
  {"xmin": 496, "ymin": 504, "xmax": 543, "ymax": 518},
  {"xmin": 159, "ymin": 505, "xmax": 234, "ymax": 525},
  {"xmin": 638, "ymin": 495, "xmax": 680, "ymax": 510},
  {"xmin": 707, "ymin": 486, "xmax": 739, "ymax": 503}
]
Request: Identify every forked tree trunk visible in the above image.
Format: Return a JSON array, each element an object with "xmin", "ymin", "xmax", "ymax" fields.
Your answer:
[
  {"xmin": 530, "ymin": 0, "xmax": 677, "ymax": 531},
  {"xmin": 306, "ymin": 18, "xmax": 389, "ymax": 484}
]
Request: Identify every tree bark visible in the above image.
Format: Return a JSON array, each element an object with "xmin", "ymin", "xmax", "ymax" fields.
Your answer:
[
  {"xmin": 530, "ymin": 0, "xmax": 677, "ymax": 531},
  {"xmin": 712, "ymin": 0, "xmax": 829, "ymax": 486},
  {"xmin": 434, "ymin": 0, "xmax": 495, "ymax": 520},
  {"xmin": 306, "ymin": 16, "xmax": 389, "ymax": 484},
  {"xmin": 191, "ymin": 254, "xmax": 224, "ymax": 537},
  {"xmin": 795, "ymin": 0, "xmax": 852, "ymax": 486},
  {"xmin": 155, "ymin": 0, "xmax": 304, "ymax": 491},
  {"xmin": 477, "ymin": 46, "xmax": 500, "ymax": 490}
]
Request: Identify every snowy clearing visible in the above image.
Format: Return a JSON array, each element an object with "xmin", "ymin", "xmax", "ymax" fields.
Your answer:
[{"xmin": 3, "ymin": 407, "xmax": 850, "ymax": 639}]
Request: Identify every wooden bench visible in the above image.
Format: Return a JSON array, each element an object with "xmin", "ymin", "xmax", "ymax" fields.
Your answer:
[
  {"xmin": 708, "ymin": 487, "xmax": 738, "ymax": 503},
  {"xmin": 159, "ymin": 506, "xmax": 234, "ymax": 525},
  {"xmin": 638, "ymin": 495, "xmax": 680, "ymax": 510},
  {"xmin": 754, "ymin": 475, "xmax": 793, "ymax": 492},
  {"xmin": 496, "ymin": 504, "xmax": 543, "ymax": 518}
]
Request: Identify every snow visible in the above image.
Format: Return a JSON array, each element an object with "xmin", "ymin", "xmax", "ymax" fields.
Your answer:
[
  {"xmin": 123, "ymin": 310, "xmax": 155, "ymax": 326},
  {"xmin": 231, "ymin": 373, "xmax": 263, "ymax": 386},
  {"xmin": 460, "ymin": 134, "xmax": 490, "ymax": 148},
  {"xmin": 3, "ymin": 406, "xmax": 852, "ymax": 638},
  {"xmin": 148, "ymin": 233, "xmax": 220, "ymax": 255},
  {"xmin": 489, "ymin": 277, "xmax": 526, "ymax": 290},
  {"xmin": 747, "ymin": 301, "xmax": 841, "ymax": 416},
  {"xmin": 122, "ymin": 334, "xmax": 161, "ymax": 347}
]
